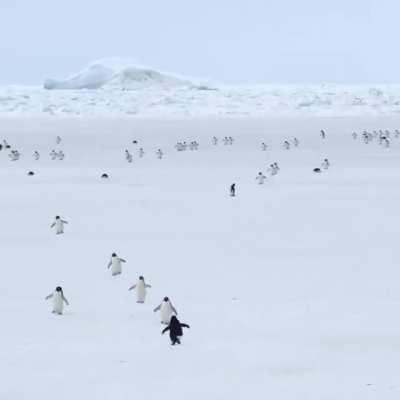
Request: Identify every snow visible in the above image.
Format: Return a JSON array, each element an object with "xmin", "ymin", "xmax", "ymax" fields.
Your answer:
[
  {"xmin": 2, "ymin": 116, "xmax": 400, "ymax": 399},
  {"xmin": 43, "ymin": 58, "xmax": 194, "ymax": 90},
  {"xmin": 2, "ymin": 82, "xmax": 400, "ymax": 117},
  {"xmin": 0, "ymin": 59, "xmax": 393, "ymax": 117}
]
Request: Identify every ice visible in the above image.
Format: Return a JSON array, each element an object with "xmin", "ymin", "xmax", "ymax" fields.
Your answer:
[{"xmin": 1, "ymin": 116, "xmax": 400, "ymax": 399}]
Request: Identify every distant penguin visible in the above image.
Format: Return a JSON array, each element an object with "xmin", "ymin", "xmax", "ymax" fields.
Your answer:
[
  {"xmin": 138, "ymin": 148, "xmax": 145, "ymax": 158},
  {"xmin": 321, "ymin": 158, "xmax": 330, "ymax": 170},
  {"xmin": 255, "ymin": 172, "xmax": 266, "ymax": 184},
  {"xmin": 320, "ymin": 130, "xmax": 326, "ymax": 139},
  {"xmin": 153, "ymin": 297, "xmax": 178, "ymax": 324},
  {"xmin": 107, "ymin": 252, "xmax": 126, "ymax": 276},
  {"xmin": 212, "ymin": 136, "xmax": 218, "ymax": 145},
  {"xmin": 50, "ymin": 216, "xmax": 68, "ymax": 234},
  {"xmin": 128, "ymin": 276, "xmax": 152, "ymax": 303},
  {"xmin": 162, "ymin": 315, "xmax": 190, "ymax": 345},
  {"xmin": 261, "ymin": 142, "xmax": 267, "ymax": 151},
  {"xmin": 156, "ymin": 149, "xmax": 164, "ymax": 159},
  {"xmin": 33, "ymin": 151, "xmax": 40, "ymax": 160},
  {"xmin": 101, "ymin": 173, "xmax": 109, "ymax": 179},
  {"xmin": 27, "ymin": 171, "xmax": 35, "ymax": 176},
  {"xmin": 56, "ymin": 136, "xmax": 62, "ymax": 145},
  {"xmin": 230, "ymin": 183, "xmax": 236, "ymax": 197},
  {"xmin": 45, "ymin": 286, "xmax": 69, "ymax": 315},
  {"xmin": 313, "ymin": 168, "xmax": 322, "ymax": 173}
]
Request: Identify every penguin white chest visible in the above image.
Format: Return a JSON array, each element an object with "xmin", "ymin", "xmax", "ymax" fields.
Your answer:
[
  {"xmin": 160, "ymin": 303, "xmax": 173, "ymax": 323},
  {"xmin": 55, "ymin": 220, "xmax": 64, "ymax": 233},
  {"xmin": 111, "ymin": 258, "xmax": 122, "ymax": 275},
  {"xmin": 136, "ymin": 281, "xmax": 146, "ymax": 302},
  {"xmin": 53, "ymin": 292, "xmax": 64, "ymax": 314}
]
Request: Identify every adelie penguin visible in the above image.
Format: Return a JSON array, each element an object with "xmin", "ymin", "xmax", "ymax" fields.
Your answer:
[
  {"xmin": 45, "ymin": 286, "xmax": 69, "ymax": 315},
  {"xmin": 162, "ymin": 316, "xmax": 190, "ymax": 345},
  {"xmin": 230, "ymin": 183, "xmax": 236, "ymax": 197},
  {"xmin": 107, "ymin": 252, "xmax": 126, "ymax": 276},
  {"xmin": 50, "ymin": 216, "xmax": 68, "ymax": 234},
  {"xmin": 128, "ymin": 276, "xmax": 152, "ymax": 303},
  {"xmin": 153, "ymin": 297, "xmax": 178, "ymax": 324},
  {"xmin": 255, "ymin": 172, "xmax": 266, "ymax": 185}
]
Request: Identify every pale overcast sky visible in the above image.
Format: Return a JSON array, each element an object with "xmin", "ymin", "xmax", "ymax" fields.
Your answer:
[{"xmin": 0, "ymin": 0, "xmax": 397, "ymax": 85}]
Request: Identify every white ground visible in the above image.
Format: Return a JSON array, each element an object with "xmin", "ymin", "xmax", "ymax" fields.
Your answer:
[{"xmin": 1, "ymin": 116, "xmax": 400, "ymax": 399}]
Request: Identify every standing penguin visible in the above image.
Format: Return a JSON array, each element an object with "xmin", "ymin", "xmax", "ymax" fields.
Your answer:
[
  {"xmin": 33, "ymin": 151, "xmax": 40, "ymax": 160},
  {"xmin": 230, "ymin": 183, "xmax": 236, "ymax": 197},
  {"xmin": 45, "ymin": 286, "xmax": 69, "ymax": 315},
  {"xmin": 153, "ymin": 297, "xmax": 178, "ymax": 324},
  {"xmin": 50, "ymin": 216, "xmax": 68, "ymax": 234},
  {"xmin": 107, "ymin": 252, "xmax": 126, "ymax": 276},
  {"xmin": 56, "ymin": 136, "xmax": 62, "ymax": 145},
  {"xmin": 162, "ymin": 315, "xmax": 190, "ymax": 345},
  {"xmin": 255, "ymin": 172, "xmax": 267, "ymax": 185},
  {"xmin": 128, "ymin": 276, "xmax": 152, "ymax": 303}
]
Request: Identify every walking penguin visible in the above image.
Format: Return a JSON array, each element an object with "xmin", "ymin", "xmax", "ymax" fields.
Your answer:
[
  {"xmin": 153, "ymin": 297, "xmax": 178, "ymax": 324},
  {"xmin": 162, "ymin": 315, "xmax": 190, "ymax": 345},
  {"xmin": 107, "ymin": 252, "xmax": 126, "ymax": 276},
  {"xmin": 50, "ymin": 216, "xmax": 68, "ymax": 234},
  {"xmin": 45, "ymin": 286, "xmax": 69, "ymax": 315},
  {"xmin": 128, "ymin": 276, "xmax": 152, "ymax": 303}
]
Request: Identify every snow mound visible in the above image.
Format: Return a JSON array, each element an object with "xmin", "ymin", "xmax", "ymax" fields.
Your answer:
[{"xmin": 44, "ymin": 59, "xmax": 193, "ymax": 90}]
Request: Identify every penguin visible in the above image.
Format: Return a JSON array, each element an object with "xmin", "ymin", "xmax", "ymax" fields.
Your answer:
[
  {"xmin": 45, "ymin": 286, "xmax": 69, "ymax": 315},
  {"xmin": 101, "ymin": 173, "xmax": 109, "ymax": 179},
  {"xmin": 57, "ymin": 150, "xmax": 65, "ymax": 160},
  {"xmin": 27, "ymin": 171, "xmax": 35, "ymax": 176},
  {"xmin": 255, "ymin": 172, "xmax": 267, "ymax": 185},
  {"xmin": 321, "ymin": 158, "xmax": 330, "ymax": 170},
  {"xmin": 107, "ymin": 252, "xmax": 126, "ymax": 276},
  {"xmin": 56, "ymin": 136, "xmax": 62, "ymax": 145},
  {"xmin": 212, "ymin": 136, "xmax": 218, "ymax": 145},
  {"xmin": 293, "ymin": 137, "xmax": 299, "ymax": 147},
  {"xmin": 50, "ymin": 150, "xmax": 57, "ymax": 160},
  {"xmin": 50, "ymin": 216, "xmax": 68, "ymax": 234},
  {"xmin": 153, "ymin": 297, "xmax": 178, "ymax": 324},
  {"xmin": 128, "ymin": 276, "xmax": 152, "ymax": 303},
  {"xmin": 138, "ymin": 148, "xmax": 145, "ymax": 158},
  {"xmin": 261, "ymin": 142, "xmax": 267, "ymax": 151},
  {"xmin": 320, "ymin": 130, "xmax": 326, "ymax": 139},
  {"xmin": 313, "ymin": 168, "xmax": 322, "ymax": 173},
  {"xmin": 162, "ymin": 315, "xmax": 190, "ymax": 345},
  {"xmin": 230, "ymin": 183, "xmax": 236, "ymax": 197},
  {"xmin": 156, "ymin": 149, "xmax": 164, "ymax": 159},
  {"xmin": 33, "ymin": 151, "xmax": 40, "ymax": 160},
  {"xmin": 125, "ymin": 149, "xmax": 133, "ymax": 163}
]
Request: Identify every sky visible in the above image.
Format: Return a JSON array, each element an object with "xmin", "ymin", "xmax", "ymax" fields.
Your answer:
[{"xmin": 0, "ymin": 0, "xmax": 397, "ymax": 85}]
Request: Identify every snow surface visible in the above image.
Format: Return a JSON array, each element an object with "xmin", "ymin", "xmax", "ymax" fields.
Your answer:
[
  {"xmin": 1, "ymin": 59, "xmax": 400, "ymax": 117},
  {"xmin": 2, "ymin": 116, "xmax": 400, "ymax": 399},
  {"xmin": 1, "ymin": 83, "xmax": 400, "ymax": 117}
]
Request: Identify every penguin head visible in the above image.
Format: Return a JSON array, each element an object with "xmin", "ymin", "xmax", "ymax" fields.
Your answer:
[
  {"xmin": 139, "ymin": 276, "xmax": 144, "ymax": 280},
  {"xmin": 55, "ymin": 286, "xmax": 62, "ymax": 292},
  {"xmin": 112, "ymin": 252, "xmax": 117, "ymax": 257},
  {"xmin": 55, "ymin": 216, "xmax": 60, "ymax": 219},
  {"xmin": 163, "ymin": 297, "xmax": 169, "ymax": 302}
]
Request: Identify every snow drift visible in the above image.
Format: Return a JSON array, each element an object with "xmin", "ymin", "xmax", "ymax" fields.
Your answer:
[{"xmin": 44, "ymin": 59, "xmax": 193, "ymax": 90}]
